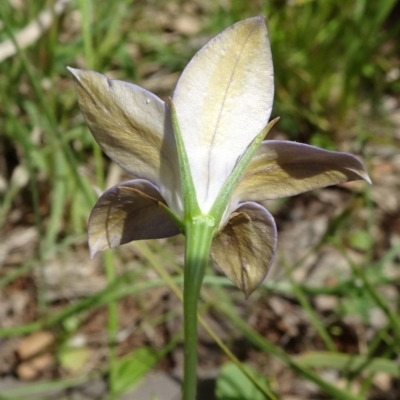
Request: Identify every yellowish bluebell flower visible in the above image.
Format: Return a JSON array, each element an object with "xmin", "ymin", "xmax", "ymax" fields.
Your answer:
[{"xmin": 68, "ymin": 17, "xmax": 370, "ymax": 298}]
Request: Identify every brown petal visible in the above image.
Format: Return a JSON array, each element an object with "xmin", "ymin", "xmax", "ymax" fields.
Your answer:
[
  {"xmin": 88, "ymin": 180, "xmax": 180, "ymax": 258},
  {"xmin": 67, "ymin": 68, "xmax": 181, "ymax": 214},
  {"xmin": 210, "ymin": 202, "xmax": 277, "ymax": 298},
  {"xmin": 234, "ymin": 140, "xmax": 371, "ymax": 202}
]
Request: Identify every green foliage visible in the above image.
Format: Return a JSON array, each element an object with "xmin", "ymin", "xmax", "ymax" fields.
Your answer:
[
  {"xmin": 58, "ymin": 346, "xmax": 91, "ymax": 373},
  {"xmin": 113, "ymin": 347, "xmax": 160, "ymax": 396},
  {"xmin": 348, "ymin": 230, "xmax": 373, "ymax": 252},
  {"xmin": 298, "ymin": 351, "xmax": 400, "ymax": 378},
  {"xmin": 263, "ymin": 0, "xmax": 399, "ymax": 140},
  {"xmin": 215, "ymin": 363, "xmax": 271, "ymax": 400}
]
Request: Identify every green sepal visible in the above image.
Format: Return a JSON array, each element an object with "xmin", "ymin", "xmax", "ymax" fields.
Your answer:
[
  {"xmin": 169, "ymin": 100, "xmax": 202, "ymax": 225},
  {"xmin": 158, "ymin": 201, "xmax": 184, "ymax": 233}
]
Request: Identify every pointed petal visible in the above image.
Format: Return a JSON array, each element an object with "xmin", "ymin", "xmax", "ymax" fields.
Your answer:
[
  {"xmin": 210, "ymin": 202, "xmax": 277, "ymax": 298},
  {"xmin": 88, "ymin": 179, "xmax": 180, "ymax": 258},
  {"xmin": 173, "ymin": 17, "xmax": 274, "ymax": 213},
  {"xmin": 234, "ymin": 140, "xmax": 371, "ymax": 202},
  {"xmin": 67, "ymin": 67, "xmax": 182, "ymax": 215}
]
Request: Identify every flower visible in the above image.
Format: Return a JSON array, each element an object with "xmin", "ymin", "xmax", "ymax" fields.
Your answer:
[{"xmin": 68, "ymin": 16, "xmax": 370, "ymax": 298}]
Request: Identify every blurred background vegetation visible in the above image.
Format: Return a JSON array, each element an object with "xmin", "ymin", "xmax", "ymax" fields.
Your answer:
[{"xmin": 0, "ymin": 0, "xmax": 399, "ymax": 399}]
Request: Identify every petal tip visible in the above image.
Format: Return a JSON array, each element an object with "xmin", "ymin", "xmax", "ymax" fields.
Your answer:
[
  {"xmin": 88, "ymin": 237, "xmax": 100, "ymax": 259},
  {"xmin": 89, "ymin": 247, "xmax": 98, "ymax": 259},
  {"xmin": 243, "ymin": 15, "xmax": 265, "ymax": 26},
  {"xmin": 249, "ymin": 15, "xmax": 265, "ymax": 24},
  {"xmin": 240, "ymin": 278, "xmax": 262, "ymax": 300},
  {"xmin": 66, "ymin": 66, "xmax": 78, "ymax": 77},
  {"xmin": 67, "ymin": 66, "xmax": 90, "ymax": 83},
  {"xmin": 364, "ymin": 173, "xmax": 372, "ymax": 185}
]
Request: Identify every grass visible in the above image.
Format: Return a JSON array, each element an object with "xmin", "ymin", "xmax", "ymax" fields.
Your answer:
[{"xmin": 0, "ymin": 0, "xmax": 399, "ymax": 399}]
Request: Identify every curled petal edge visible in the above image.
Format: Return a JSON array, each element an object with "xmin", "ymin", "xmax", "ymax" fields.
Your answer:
[{"xmin": 88, "ymin": 179, "xmax": 180, "ymax": 258}]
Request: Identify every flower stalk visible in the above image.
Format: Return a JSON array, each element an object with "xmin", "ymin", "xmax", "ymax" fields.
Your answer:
[{"xmin": 182, "ymin": 217, "xmax": 215, "ymax": 399}]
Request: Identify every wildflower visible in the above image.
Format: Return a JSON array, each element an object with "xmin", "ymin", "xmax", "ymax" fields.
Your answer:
[{"xmin": 68, "ymin": 16, "xmax": 370, "ymax": 298}]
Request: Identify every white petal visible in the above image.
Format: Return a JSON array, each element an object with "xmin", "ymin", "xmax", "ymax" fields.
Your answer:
[{"xmin": 172, "ymin": 17, "xmax": 274, "ymax": 213}]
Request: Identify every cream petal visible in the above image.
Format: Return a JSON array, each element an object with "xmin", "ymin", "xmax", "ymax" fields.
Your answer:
[
  {"xmin": 210, "ymin": 202, "xmax": 277, "ymax": 298},
  {"xmin": 88, "ymin": 179, "xmax": 180, "ymax": 258},
  {"xmin": 67, "ymin": 67, "xmax": 182, "ymax": 216},
  {"xmin": 234, "ymin": 140, "xmax": 371, "ymax": 202},
  {"xmin": 172, "ymin": 17, "xmax": 274, "ymax": 213}
]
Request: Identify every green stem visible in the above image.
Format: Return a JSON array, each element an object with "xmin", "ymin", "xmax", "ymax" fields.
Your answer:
[
  {"xmin": 104, "ymin": 251, "xmax": 118, "ymax": 399},
  {"xmin": 182, "ymin": 217, "xmax": 215, "ymax": 400}
]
